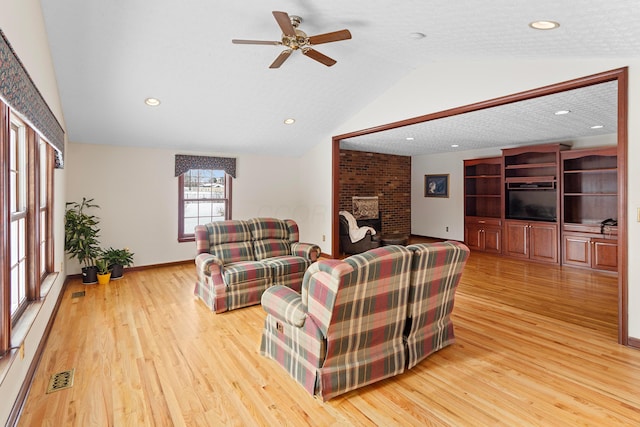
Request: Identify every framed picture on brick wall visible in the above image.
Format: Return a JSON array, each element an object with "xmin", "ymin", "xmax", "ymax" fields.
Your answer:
[{"xmin": 424, "ymin": 174, "xmax": 449, "ymax": 198}]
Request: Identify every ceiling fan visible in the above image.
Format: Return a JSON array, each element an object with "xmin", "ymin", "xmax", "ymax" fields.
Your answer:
[{"xmin": 232, "ymin": 11, "xmax": 352, "ymax": 68}]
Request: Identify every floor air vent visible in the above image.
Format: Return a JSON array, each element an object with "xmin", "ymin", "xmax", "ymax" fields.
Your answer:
[
  {"xmin": 71, "ymin": 291, "xmax": 85, "ymax": 298},
  {"xmin": 46, "ymin": 369, "xmax": 75, "ymax": 393}
]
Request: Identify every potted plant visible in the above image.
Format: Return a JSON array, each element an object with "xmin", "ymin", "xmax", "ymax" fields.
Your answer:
[
  {"xmin": 64, "ymin": 198, "xmax": 101, "ymax": 284},
  {"xmin": 95, "ymin": 257, "xmax": 112, "ymax": 285},
  {"xmin": 102, "ymin": 247, "xmax": 134, "ymax": 280}
]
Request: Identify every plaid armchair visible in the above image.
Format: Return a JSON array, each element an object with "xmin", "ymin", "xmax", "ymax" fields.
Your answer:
[
  {"xmin": 194, "ymin": 218, "xmax": 320, "ymax": 313},
  {"xmin": 405, "ymin": 241, "xmax": 470, "ymax": 369},
  {"xmin": 260, "ymin": 245, "xmax": 413, "ymax": 401}
]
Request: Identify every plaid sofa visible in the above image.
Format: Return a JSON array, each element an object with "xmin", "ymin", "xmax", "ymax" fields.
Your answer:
[
  {"xmin": 405, "ymin": 241, "xmax": 470, "ymax": 369},
  {"xmin": 260, "ymin": 245, "xmax": 413, "ymax": 401},
  {"xmin": 260, "ymin": 241, "xmax": 469, "ymax": 400},
  {"xmin": 194, "ymin": 218, "xmax": 321, "ymax": 313}
]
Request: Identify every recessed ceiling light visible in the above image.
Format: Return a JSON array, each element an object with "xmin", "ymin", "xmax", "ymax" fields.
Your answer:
[
  {"xmin": 554, "ymin": 110, "xmax": 571, "ymax": 115},
  {"xmin": 529, "ymin": 21, "xmax": 560, "ymax": 30},
  {"xmin": 283, "ymin": 118, "xmax": 295, "ymax": 125},
  {"xmin": 144, "ymin": 97, "xmax": 161, "ymax": 106},
  {"xmin": 590, "ymin": 125, "xmax": 604, "ymax": 129},
  {"xmin": 409, "ymin": 32, "xmax": 426, "ymax": 39},
  {"xmin": 451, "ymin": 144, "xmax": 459, "ymax": 148},
  {"xmin": 406, "ymin": 137, "xmax": 415, "ymax": 141}
]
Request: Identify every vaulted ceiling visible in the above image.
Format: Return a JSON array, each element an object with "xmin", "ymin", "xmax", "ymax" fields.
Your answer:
[{"xmin": 40, "ymin": 1, "xmax": 639, "ymax": 157}]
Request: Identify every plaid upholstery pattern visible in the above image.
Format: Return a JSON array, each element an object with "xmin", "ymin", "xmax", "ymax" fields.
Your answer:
[
  {"xmin": 260, "ymin": 245, "xmax": 413, "ymax": 401},
  {"xmin": 262, "ymin": 256, "xmax": 310, "ymax": 292},
  {"xmin": 404, "ymin": 241, "xmax": 470, "ymax": 369},
  {"xmin": 261, "ymin": 285, "xmax": 307, "ymax": 327},
  {"xmin": 248, "ymin": 217, "xmax": 289, "ymax": 240},
  {"xmin": 194, "ymin": 218, "xmax": 319, "ymax": 313},
  {"xmin": 253, "ymin": 239, "xmax": 292, "ymax": 260},
  {"xmin": 291, "ymin": 242, "xmax": 320, "ymax": 262},
  {"xmin": 283, "ymin": 219, "xmax": 300, "ymax": 242},
  {"xmin": 206, "ymin": 220, "xmax": 252, "ymax": 245}
]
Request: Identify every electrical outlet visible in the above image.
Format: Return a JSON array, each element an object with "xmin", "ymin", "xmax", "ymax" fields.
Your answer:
[
  {"xmin": 322, "ymin": 234, "xmax": 326, "ymax": 242},
  {"xmin": 19, "ymin": 343, "xmax": 24, "ymax": 360},
  {"xmin": 446, "ymin": 226, "xmax": 449, "ymax": 232},
  {"xmin": 637, "ymin": 208, "xmax": 640, "ymax": 222}
]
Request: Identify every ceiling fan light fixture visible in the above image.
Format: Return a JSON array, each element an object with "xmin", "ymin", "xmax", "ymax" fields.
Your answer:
[
  {"xmin": 529, "ymin": 20, "xmax": 560, "ymax": 30},
  {"xmin": 144, "ymin": 97, "xmax": 161, "ymax": 107},
  {"xmin": 284, "ymin": 118, "xmax": 295, "ymax": 125}
]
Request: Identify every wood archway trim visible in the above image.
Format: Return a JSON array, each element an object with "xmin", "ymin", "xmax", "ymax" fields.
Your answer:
[{"xmin": 331, "ymin": 67, "xmax": 629, "ymax": 346}]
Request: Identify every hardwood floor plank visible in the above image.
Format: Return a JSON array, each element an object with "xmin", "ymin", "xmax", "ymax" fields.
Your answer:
[{"xmin": 17, "ymin": 254, "xmax": 640, "ymax": 426}]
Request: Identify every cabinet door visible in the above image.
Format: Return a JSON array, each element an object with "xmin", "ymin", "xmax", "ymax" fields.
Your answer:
[
  {"xmin": 592, "ymin": 238, "xmax": 617, "ymax": 271},
  {"xmin": 464, "ymin": 224, "xmax": 483, "ymax": 251},
  {"xmin": 484, "ymin": 226, "xmax": 502, "ymax": 254},
  {"xmin": 562, "ymin": 233, "xmax": 591, "ymax": 267},
  {"xmin": 504, "ymin": 221, "xmax": 529, "ymax": 258},
  {"xmin": 529, "ymin": 223, "xmax": 558, "ymax": 263}
]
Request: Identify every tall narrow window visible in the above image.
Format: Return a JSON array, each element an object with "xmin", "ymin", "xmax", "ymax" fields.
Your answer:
[
  {"xmin": 39, "ymin": 140, "xmax": 51, "ymax": 278},
  {"xmin": 9, "ymin": 119, "xmax": 27, "ymax": 319},
  {"xmin": 178, "ymin": 169, "xmax": 231, "ymax": 241}
]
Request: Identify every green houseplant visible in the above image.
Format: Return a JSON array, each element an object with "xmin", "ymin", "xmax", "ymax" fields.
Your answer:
[
  {"xmin": 95, "ymin": 257, "xmax": 112, "ymax": 285},
  {"xmin": 102, "ymin": 247, "xmax": 134, "ymax": 280},
  {"xmin": 65, "ymin": 197, "xmax": 101, "ymax": 284}
]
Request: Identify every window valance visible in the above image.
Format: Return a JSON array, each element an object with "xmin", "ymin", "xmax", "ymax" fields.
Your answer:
[
  {"xmin": 174, "ymin": 154, "xmax": 236, "ymax": 178},
  {"xmin": 0, "ymin": 29, "xmax": 65, "ymax": 168}
]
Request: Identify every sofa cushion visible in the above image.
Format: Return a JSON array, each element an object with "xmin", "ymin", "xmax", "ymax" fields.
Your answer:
[
  {"xmin": 223, "ymin": 261, "xmax": 271, "ymax": 285},
  {"xmin": 262, "ymin": 256, "xmax": 311, "ymax": 278},
  {"xmin": 253, "ymin": 239, "xmax": 292, "ymax": 260},
  {"xmin": 248, "ymin": 217, "xmax": 289, "ymax": 240},
  {"xmin": 206, "ymin": 220, "xmax": 252, "ymax": 245},
  {"xmin": 210, "ymin": 242, "xmax": 255, "ymax": 264}
]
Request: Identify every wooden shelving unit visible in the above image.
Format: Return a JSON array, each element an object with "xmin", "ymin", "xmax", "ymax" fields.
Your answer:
[
  {"xmin": 561, "ymin": 147, "xmax": 618, "ymax": 271},
  {"xmin": 464, "ymin": 157, "xmax": 502, "ymax": 253}
]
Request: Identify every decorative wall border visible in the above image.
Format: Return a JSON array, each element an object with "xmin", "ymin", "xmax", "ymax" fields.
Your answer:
[
  {"xmin": 0, "ymin": 28, "xmax": 65, "ymax": 167},
  {"xmin": 175, "ymin": 154, "xmax": 237, "ymax": 178}
]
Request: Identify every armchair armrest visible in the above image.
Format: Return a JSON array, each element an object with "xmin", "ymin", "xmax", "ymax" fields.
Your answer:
[
  {"xmin": 291, "ymin": 242, "xmax": 321, "ymax": 262},
  {"xmin": 261, "ymin": 285, "xmax": 307, "ymax": 327},
  {"xmin": 195, "ymin": 253, "xmax": 223, "ymax": 277}
]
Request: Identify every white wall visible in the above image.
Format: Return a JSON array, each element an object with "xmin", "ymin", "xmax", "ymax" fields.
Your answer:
[
  {"xmin": 65, "ymin": 142, "xmax": 315, "ymax": 271},
  {"xmin": 335, "ymin": 58, "xmax": 640, "ymax": 340},
  {"xmin": 0, "ymin": 1, "xmax": 68, "ymax": 425}
]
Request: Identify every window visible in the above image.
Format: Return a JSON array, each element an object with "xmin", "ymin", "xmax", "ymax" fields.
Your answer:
[
  {"xmin": 1, "ymin": 31, "xmax": 63, "ymax": 356},
  {"xmin": 1, "ymin": 104, "xmax": 56, "ymax": 354},
  {"xmin": 178, "ymin": 169, "xmax": 231, "ymax": 241},
  {"xmin": 39, "ymin": 140, "xmax": 53, "ymax": 279},
  {"xmin": 9, "ymin": 119, "xmax": 27, "ymax": 319}
]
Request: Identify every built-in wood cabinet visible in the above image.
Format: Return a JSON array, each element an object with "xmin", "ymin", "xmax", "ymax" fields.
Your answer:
[
  {"xmin": 464, "ymin": 157, "xmax": 502, "ymax": 253},
  {"xmin": 501, "ymin": 144, "xmax": 567, "ymax": 264},
  {"xmin": 465, "ymin": 218, "xmax": 502, "ymax": 253},
  {"xmin": 464, "ymin": 143, "xmax": 617, "ymax": 271},
  {"xmin": 561, "ymin": 147, "xmax": 618, "ymax": 272},
  {"xmin": 504, "ymin": 220, "xmax": 559, "ymax": 263},
  {"xmin": 562, "ymin": 231, "xmax": 618, "ymax": 271}
]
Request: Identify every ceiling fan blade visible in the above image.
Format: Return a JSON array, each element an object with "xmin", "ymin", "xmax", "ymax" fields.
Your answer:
[
  {"xmin": 302, "ymin": 48, "xmax": 337, "ymax": 67},
  {"xmin": 270, "ymin": 50, "xmax": 292, "ymax": 68},
  {"xmin": 232, "ymin": 39, "xmax": 281, "ymax": 46},
  {"xmin": 273, "ymin": 11, "xmax": 296, "ymax": 37},
  {"xmin": 308, "ymin": 29, "xmax": 352, "ymax": 45}
]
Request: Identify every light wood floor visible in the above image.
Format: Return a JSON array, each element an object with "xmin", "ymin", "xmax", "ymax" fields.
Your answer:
[{"xmin": 17, "ymin": 250, "xmax": 640, "ymax": 426}]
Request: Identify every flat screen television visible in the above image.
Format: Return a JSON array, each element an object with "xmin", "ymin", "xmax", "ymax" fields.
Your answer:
[{"xmin": 506, "ymin": 190, "xmax": 556, "ymax": 221}]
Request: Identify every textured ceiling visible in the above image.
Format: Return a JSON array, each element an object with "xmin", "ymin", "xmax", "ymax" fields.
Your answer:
[
  {"xmin": 39, "ymin": 1, "xmax": 639, "ymax": 157},
  {"xmin": 340, "ymin": 81, "xmax": 618, "ymax": 156}
]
